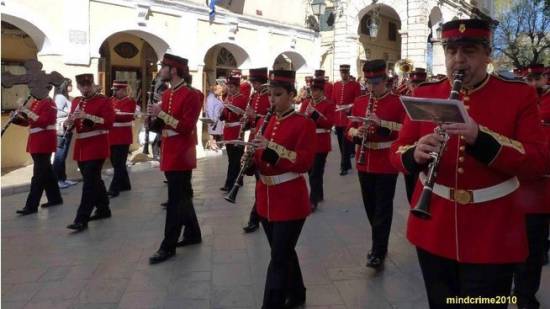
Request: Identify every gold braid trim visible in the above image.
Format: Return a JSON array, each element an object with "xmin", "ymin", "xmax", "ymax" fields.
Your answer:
[
  {"xmin": 158, "ymin": 111, "xmax": 179, "ymax": 128},
  {"xmin": 396, "ymin": 143, "xmax": 416, "ymax": 154},
  {"xmin": 380, "ymin": 120, "xmax": 402, "ymax": 131},
  {"xmin": 267, "ymin": 141, "xmax": 297, "ymax": 163},
  {"xmin": 479, "ymin": 125, "xmax": 525, "ymax": 154}
]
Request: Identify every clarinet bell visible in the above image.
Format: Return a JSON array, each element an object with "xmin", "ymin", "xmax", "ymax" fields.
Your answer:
[
  {"xmin": 410, "ymin": 188, "xmax": 432, "ymax": 219},
  {"xmin": 223, "ymin": 185, "xmax": 240, "ymax": 203}
]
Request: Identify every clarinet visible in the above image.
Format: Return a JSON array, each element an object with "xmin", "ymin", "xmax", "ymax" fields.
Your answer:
[
  {"xmin": 60, "ymin": 94, "xmax": 90, "ymax": 148},
  {"xmin": 410, "ymin": 70, "xmax": 465, "ymax": 219},
  {"xmin": 357, "ymin": 94, "xmax": 375, "ymax": 165},
  {"xmin": 1, "ymin": 95, "xmax": 33, "ymax": 137},
  {"xmin": 224, "ymin": 105, "xmax": 275, "ymax": 203}
]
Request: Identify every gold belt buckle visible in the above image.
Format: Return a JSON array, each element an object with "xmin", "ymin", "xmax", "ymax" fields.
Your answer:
[{"xmin": 450, "ymin": 189, "xmax": 473, "ymax": 205}]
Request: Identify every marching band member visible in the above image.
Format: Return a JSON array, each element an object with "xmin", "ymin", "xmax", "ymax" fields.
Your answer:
[
  {"xmin": 242, "ymin": 67, "xmax": 271, "ymax": 233},
  {"xmin": 389, "ymin": 19, "xmax": 549, "ymax": 307},
  {"xmin": 147, "ymin": 53, "xmax": 202, "ymax": 264},
  {"xmin": 512, "ymin": 63, "xmax": 550, "ymax": 309},
  {"xmin": 107, "ymin": 80, "xmax": 136, "ymax": 198},
  {"xmin": 346, "ymin": 59, "xmax": 405, "ymax": 269},
  {"xmin": 66, "ymin": 74, "xmax": 115, "ymax": 231},
  {"xmin": 331, "ymin": 64, "xmax": 362, "ymax": 176},
  {"xmin": 219, "ymin": 74, "xmax": 248, "ymax": 192},
  {"xmin": 299, "ymin": 77, "xmax": 335, "ymax": 211},
  {"xmin": 314, "ymin": 70, "xmax": 333, "ymax": 102},
  {"xmin": 249, "ymin": 69, "xmax": 316, "ymax": 308},
  {"xmin": 14, "ymin": 95, "xmax": 63, "ymax": 215}
]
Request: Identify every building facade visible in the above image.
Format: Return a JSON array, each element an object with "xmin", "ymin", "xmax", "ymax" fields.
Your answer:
[{"xmin": 1, "ymin": 0, "xmax": 493, "ymax": 170}]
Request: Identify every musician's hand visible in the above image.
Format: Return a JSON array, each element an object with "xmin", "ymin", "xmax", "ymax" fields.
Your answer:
[
  {"xmin": 245, "ymin": 106, "xmax": 256, "ymax": 119},
  {"xmin": 64, "ymin": 118, "xmax": 73, "ymax": 128},
  {"xmin": 441, "ymin": 116, "xmax": 479, "ymax": 145},
  {"xmin": 414, "ymin": 133, "xmax": 446, "ymax": 165},
  {"xmin": 357, "ymin": 125, "xmax": 368, "ymax": 137},
  {"xmin": 148, "ymin": 103, "xmax": 161, "ymax": 117},
  {"xmin": 305, "ymin": 104, "xmax": 314, "ymax": 115},
  {"xmin": 72, "ymin": 110, "xmax": 84, "ymax": 119},
  {"xmin": 252, "ymin": 135, "xmax": 268, "ymax": 150}
]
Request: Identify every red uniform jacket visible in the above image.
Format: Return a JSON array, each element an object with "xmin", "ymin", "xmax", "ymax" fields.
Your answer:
[
  {"xmin": 324, "ymin": 82, "xmax": 333, "ymax": 102},
  {"xmin": 13, "ymin": 98, "xmax": 57, "ymax": 154},
  {"xmin": 389, "ymin": 75, "xmax": 549, "ymax": 263},
  {"xmin": 331, "ymin": 80, "xmax": 361, "ymax": 127},
  {"xmin": 109, "ymin": 96, "xmax": 136, "ymax": 146},
  {"xmin": 70, "ymin": 95, "xmax": 115, "ymax": 162},
  {"xmin": 221, "ymin": 93, "xmax": 248, "ymax": 140},
  {"xmin": 516, "ymin": 88, "xmax": 550, "ymax": 214},
  {"xmin": 346, "ymin": 92, "xmax": 405, "ymax": 174},
  {"xmin": 159, "ymin": 82, "xmax": 202, "ymax": 171},
  {"xmin": 254, "ymin": 110, "xmax": 316, "ymax": 221},
  {"xmin": 299, "ymin": 97, "xmax": 335, "ymax": 153},
  {"xmin": 240, "ymin": 82, "xmax": 251, "ymax": 99}
]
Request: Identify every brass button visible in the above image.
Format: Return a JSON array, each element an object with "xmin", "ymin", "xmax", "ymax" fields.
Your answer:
[
  {"xmin": 457, "ymin": 167, "xmax": 464, "ymax": 174},
  {"xmin": 459, "ymin": 156, "xmax": 465, "ymax": 162},
  {"xmin": 459, "ymin": 146, "xmax": 465, "ymax": 151},
  {"xmin": 460, "ymin": 135, "xmax": 465, "ymax": 140}
]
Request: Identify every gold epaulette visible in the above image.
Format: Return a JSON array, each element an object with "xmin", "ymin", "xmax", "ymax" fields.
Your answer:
[
  {"xmin": 491, "ymin": 73, "xmax": 529, "ymax": 85},
  {"xmin": 416, "ymin": 77, "xmax": 448, "ymax": 88}
]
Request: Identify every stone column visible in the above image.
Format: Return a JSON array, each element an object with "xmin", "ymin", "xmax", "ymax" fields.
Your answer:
[
  {"xmin": 402, "ymin": 0, "xmax": 429, "ymax": 69},
  {"xmin": 431, "ymin": 41, "xmax": 446, "ymax": 75}
]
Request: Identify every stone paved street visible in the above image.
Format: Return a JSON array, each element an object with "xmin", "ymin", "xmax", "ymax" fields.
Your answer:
[{"xmin": 2, "ymin": 146, "xmax": 549, "ymax": 309}]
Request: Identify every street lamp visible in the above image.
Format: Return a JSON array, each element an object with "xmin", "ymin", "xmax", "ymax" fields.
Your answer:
[
  {"xmin": 311, "ymin": 0, "xmax": 326, "ymax": 17},
  {"xmin": 368, "ymin": 5, "xmax": 380, "ymax": 39}
]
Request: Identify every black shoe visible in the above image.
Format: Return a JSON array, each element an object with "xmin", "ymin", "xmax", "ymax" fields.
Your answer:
[
  {"xmin": 366, "ymin": 254, "xmax": 385, "ymax": 269},
  {"xmin": 339, "ymin": 169, "xmax": 348, "ymax": 176},
  {"xmin": 107, "ymin": 191, "xmax": 119, "ymax": 198},
  {"xmin": 40, "ymin": 200, "xmax": 63, "ymax": 208},
  {"xmin": 243, "ymin": 222, "xmax": 259, "ymax": 233},
  {"xmin": 310, "ymin": 202, "xmax": 318, "ymax": 213},
  {"xmin": 160, "ymin": 201, "xmax": 169, "ymax": 207},
  {"xmin": 16, "ymin": 208, "xmax": 37, "ymax": 215},
  {"xmin": 89, "ymin": 211, "xmax": 112, "ymax": 221},
  {"xmin": 149, "ymin": 250, "xmax": 175, "ymax": 264},
  {"xmin": 284, "ymin": 289, "xmax": 306, "ymax": 309},
  {"xmin": 176, "ymin": 238, "xmax": 202, "ymax": 247},
  {"xmin": 544, "ymin": 251, "xmax": 549, "ymax": 266},
  {"xmin": 163, "ymin": 180, "xmax": 168, "ymax": 184},
  {"xmin": 67, "ymin": 222, "xmax": 88, "ymax": 231},
  {"xmin": 220, "ymin": 186, "xmax": 229, "ymax": 192}
]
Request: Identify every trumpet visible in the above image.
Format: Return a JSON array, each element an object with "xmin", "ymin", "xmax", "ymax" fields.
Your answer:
[
  {"xmin": 410, "ymin": 70, "xmax": 465, "ymax": 219},
  {"xmin": 224, "ymin": 105, "xmax": 275, "ymax": 203}
]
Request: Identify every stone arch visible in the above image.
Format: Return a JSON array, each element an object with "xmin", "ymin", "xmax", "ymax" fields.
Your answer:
[
  {"xmin": 91, "ymin": 26, "xmax": 171, "ymax": 60},
  {"xmin": 348, "ymin": 0, "xmax": 407, "ymax": 35},
  {"xmin": 0, "ymin": 9, "xmax": 58, "ymax": 55},
  {"xmin": 201, "ymin": 41, "xmax": 251, "ymax": 69},
  {"xmin": 271, "ymin": 50, "xmax": 309, "ymax": 72}
]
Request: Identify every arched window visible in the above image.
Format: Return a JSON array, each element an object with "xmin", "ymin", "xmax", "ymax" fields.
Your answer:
[
  {"xmin": 360, "ymin": 14, "xmax": 372, "ymax": 36},
  {"xmin": 216, "ymin": 47, "xmax": 237, "ymax": 68}
]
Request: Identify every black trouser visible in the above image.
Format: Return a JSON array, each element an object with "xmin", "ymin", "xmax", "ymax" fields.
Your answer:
[
  {"xmin": 224, "ymin": 144, "xmax": 244, "ymax": 188},
  {"xmin": 160, "ymin": 171, "xmax": 201, "ymax": 253},
  {"xmin": 261, "ymin": 218, "xmax": 306, "ymax": 309},
  {"xmin": 108, "ymin": 144, "xmax": 131, "ymax": 193},
  {"xmin": 514, "ymin": 214, "xmax": 550, "ymax": 309},
  {"xmin": 74, "ymin": 160, "xmax": 110, "ymax": 223},
  {"xmin": 25, "ymin": 154, "xmax": 62, "ymax": 210},
  {"xmin": 405, "ymin": 171, "xmax": 418, "ymax": 203},
  {"xmin": 53, "ymin": 133, "xmax": 72, "ymax": 181},
  {"xmin": 335, "ymin": 126, "xmax": 352, "ymax": 171},
  {"xmin": 308, "ymin": 152, "xmax": 328, "ymax": 204},
  {"xmin": 247, "ymin": 172, "xmax": 260, "ymax": 225},
  {"xmin": 417, "ymin": 248, "xmax": 515, "ymax": 309},
  {"xmin": 358, "ymin": 172, "xmax": 398, "ymax": 256}
]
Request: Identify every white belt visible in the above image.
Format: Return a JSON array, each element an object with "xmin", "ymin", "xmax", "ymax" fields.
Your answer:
[
  {"xmin": 260, "ymin": 172, "xmax": 301, "ymax": 186},
  {"xmin": 225, "ymin": 122, "xmax": 241, "ymax": 128},
  {"xmin": 419, "ymin": 173, "xmax": 520, "ymax": 205},
  {"xmin": 29, "ymin": 125, "xmax": 56, "ymax": 134},
  {"xmin": 162, "ymin": 129, "xmax": 179, "ymax": 137},
  {"xmin": 316, "ymin": 128, "xmax": 331, "ymax": 134},
  {"xmin": 113, "ymin": 121, "xmax": 132, "ymax": 127},
  {"xmin": 363, "ymin": 141, "xmax": 394, "ymax": 150},
  {"xmin": 76, "ymin": 129, "xmax": 109, "ymax": 139}
]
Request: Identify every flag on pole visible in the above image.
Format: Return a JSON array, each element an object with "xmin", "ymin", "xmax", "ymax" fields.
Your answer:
[{"xmin": 209, "ymin": 0, "xmax": 220, "ymax": 20}]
